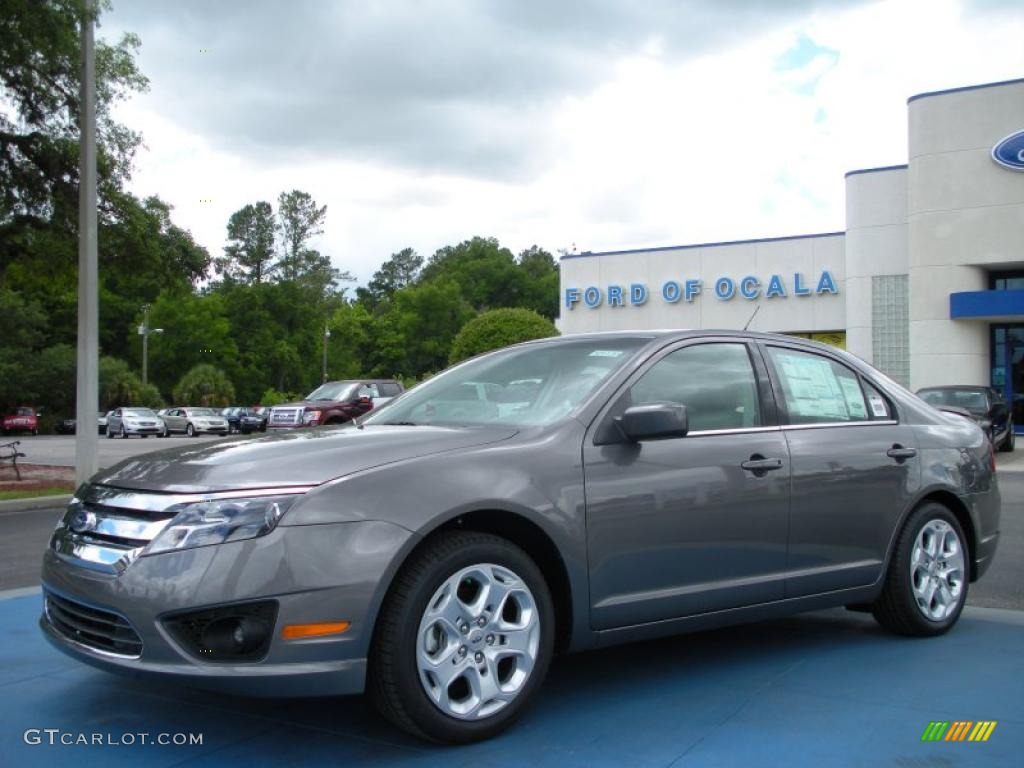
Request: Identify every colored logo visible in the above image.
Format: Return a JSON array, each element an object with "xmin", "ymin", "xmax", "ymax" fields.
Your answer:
[
  {"xmin": 992, "ymin": 130, "xmax": 1024, "ymax": 171},
  {"xmin": 921, "ymin": 721, "xmax": 997, "ymax": 742}
]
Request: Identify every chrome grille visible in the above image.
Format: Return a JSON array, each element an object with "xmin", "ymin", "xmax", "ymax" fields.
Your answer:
[
  {"xmin": 44, "ymin": 591, "xmax": 143, "ymax": 657},
  {"xmin": 270, "ymin": 407, "xmax": 301, "ymax": 426}
]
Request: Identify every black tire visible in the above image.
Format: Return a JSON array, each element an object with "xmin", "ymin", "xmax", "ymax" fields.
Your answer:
[
  {"xmin": 119, "ymin": 425, "xmax": 127, "ymax": 439},
  {"xmin": 186, "ymin": 423, "xmax": 195, "ymax": 437},
  {"xmin": 873, "ymin": 502, "xmax": 969, "ymax": 636},
  {"xmin": 105, "ymin": 426, "xmax": 113, "ymax": 439},
  {"xmin": 999, "ymin": 424, "xmax": 1015, "ymax": 453},
  {"xmin": 368, "ymin": 531, "xmax": 555, "ymax": 744}
]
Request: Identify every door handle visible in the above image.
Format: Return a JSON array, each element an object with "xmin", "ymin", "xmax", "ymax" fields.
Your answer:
[
  {"xmin": 886, "ymin": 445, "xmax": 917, "ymax": 461},
  {"xmin": 740, "ymin": 455, "xmax": 784, "ymax": 473}
]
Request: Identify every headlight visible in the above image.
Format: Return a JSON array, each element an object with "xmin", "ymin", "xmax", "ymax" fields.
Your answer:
[
  {"xmin": 145, "ymin": 494, "xmax": 302, "ymax": 555},
  {"xmin": 303, "ymin": 409, "xmax": 322, "ymax": 424}
]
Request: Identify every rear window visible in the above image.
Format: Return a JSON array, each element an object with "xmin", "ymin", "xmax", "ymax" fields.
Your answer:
[{"xmin": 378, "ymin": 382, "xmax": 402, "ymax": 397}]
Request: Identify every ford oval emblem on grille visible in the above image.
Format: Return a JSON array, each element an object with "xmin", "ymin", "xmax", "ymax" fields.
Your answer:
[
  {"xmin": 70, "ymin": 509, "xmax": 98, "ymax": 534},
  {"xmin": 992, "ymin": 130, "xmax": 1024, "ymax": 171}
]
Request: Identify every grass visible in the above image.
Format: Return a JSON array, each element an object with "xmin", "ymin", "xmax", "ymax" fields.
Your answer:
[{"xmin": 0, "ymin": 487, "xmax": 73, "ymax": 501}]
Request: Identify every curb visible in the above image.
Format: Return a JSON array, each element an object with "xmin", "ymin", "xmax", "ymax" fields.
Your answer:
[{"xmin": 0, "ymin": 494, "xmax": 71, "ymax": 515}]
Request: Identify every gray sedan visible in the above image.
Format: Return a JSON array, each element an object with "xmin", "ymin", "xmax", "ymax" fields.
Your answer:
[
  {"xmin": 41, "ymin": 331, "xmax": 999, "ymax": 743},
  {"xmin": 160, "ymin": 407, "xmax": 229, "ymax": 437},
  {"xmin": 104, "ymin": 407, "xmax": 165, "ymax": 438}
]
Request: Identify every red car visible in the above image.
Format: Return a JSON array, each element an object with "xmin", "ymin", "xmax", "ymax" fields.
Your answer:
[{"xmin": 2, "ymin": 406, "xmax": 38, "ymax": 436}]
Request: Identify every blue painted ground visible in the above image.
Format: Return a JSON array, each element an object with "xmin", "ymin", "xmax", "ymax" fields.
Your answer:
[{"xmin": 0, "ymin": 591, "xmax": 1021, "ymax": 767}]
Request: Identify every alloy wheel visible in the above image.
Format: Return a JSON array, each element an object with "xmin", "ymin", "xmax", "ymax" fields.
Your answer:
[
  {"xmin": 910, "ymin": 519, "xmax": 965, "ymax": 621},
  {"xmin": 416, "ymin": 563, "xmax": 540, "ymax": 721}
]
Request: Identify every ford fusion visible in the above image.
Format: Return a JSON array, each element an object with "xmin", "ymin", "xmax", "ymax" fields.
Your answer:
[{"xmin": 41, "ymin": 332, "xmax": 1000, "ymax": 743}]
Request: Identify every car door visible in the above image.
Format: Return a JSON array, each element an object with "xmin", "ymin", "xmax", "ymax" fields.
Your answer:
[
  {"xmin": 584, "ymin": 339, "xmax": 791, "ymax": 630},
  {"xmin": 759, "ymin": 342, "xmax": 922, "ymax": 597},
  {"xmin": 167, "ymin": 408, "xmax": 184, "ymax": 433},
  {"xmin": 110, "ymin": 409, "xmax": 122, "ymax": 432}
]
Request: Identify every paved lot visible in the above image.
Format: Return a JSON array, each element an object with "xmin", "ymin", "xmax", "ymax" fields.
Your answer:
[
  {"xmin": 0, "ymin": 594, "xmax": 1020, "ymax": 767},
  {"xmin": 1, "ymin": 451, "xmax": 1021, "ymax": 765},
  {"xmin": 8, "ymin": 433, "xmax": 255, "ymax": 470}
]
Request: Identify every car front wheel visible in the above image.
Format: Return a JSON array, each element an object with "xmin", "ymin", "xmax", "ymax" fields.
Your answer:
[
  {"xmin": 186, "ymin": 423, "xmax": 195, "ymax": 437},
  {"xmin": 369, "ymin": 531, "xmax": 554, "ymax": 743},
  {"xmin": 873, "ymin": 503, "xmax": 968, "ymax": 636}
]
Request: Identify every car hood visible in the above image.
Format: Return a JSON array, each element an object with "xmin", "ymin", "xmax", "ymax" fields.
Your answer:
[{"xmin": 91, "ymin": 425, "xmax": 518, "ymax": 493}]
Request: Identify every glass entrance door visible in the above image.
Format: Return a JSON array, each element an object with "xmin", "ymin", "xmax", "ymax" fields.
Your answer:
[{"xmin": 991, "ymin": 325, "xmax": 1024, "ymax": 433}]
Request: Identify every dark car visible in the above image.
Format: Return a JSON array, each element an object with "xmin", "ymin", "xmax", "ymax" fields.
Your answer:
[
  {"xmin": 916, "ymin": 385, "xmax": 1014, "ymax": 452},
  {"xmin": 221, "ymin": 407, "xmax": 264, "ymax": 434},
  {"xmin": 41, "ymin": 332, "xmax": 999, "ymax": 743},
  {"xmin": 55, "ymin": 418, "xmax": 76, "ymax": 435},
  {"xmin": 267, "ymin": 379, "xmax": 404, "ymax": 429}
]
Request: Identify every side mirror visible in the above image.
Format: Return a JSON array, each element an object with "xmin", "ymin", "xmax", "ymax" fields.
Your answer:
[{"xmin": 614, "ymin": 403, "xmax": 688, "ymax": 442}]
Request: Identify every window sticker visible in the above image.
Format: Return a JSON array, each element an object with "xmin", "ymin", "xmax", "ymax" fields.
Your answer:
[
  {"xmin": 868, "ymin": 394, "xmax": 889, "ymax": 418},
  {"xmin": 775, "ymin": 354, "xmax": 849, "ymax": 420},
  {"xmin": 838, "ymin": 376, "xmax": 868, "ymax": 419},
  {"xmin": 589, "ymin": 350, "xmax": 623, "ymax": 358}
]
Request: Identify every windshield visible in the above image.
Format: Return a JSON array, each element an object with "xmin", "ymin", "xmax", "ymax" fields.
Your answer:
[
  {"xmin": 15, "ymin": 407, "xmax": 34, "ymax": 416},
  {"xmin": 123, "ymin": 408, "xmax": 158, "ymax": 418},
  {"xmin": 189, "ymin": 408, "xmax": 220, "ymax": 416},
  {"xmin": 917, "ymin": 388, "xmax": 989, "ymax": 414},
  {"xmin": 305, "ymin": 382, "xmax": 360, "ymax": 401},
  {"xmin": 366, "ymin": 337, "xmax": 647, "ymax": 428}
]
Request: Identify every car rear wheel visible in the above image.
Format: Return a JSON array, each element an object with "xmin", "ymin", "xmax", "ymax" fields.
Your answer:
[
  {"xmin": 873, "ymin": 503, "xmax": 968, "ymax": 636},
  {"xmin": 369, "ymin": 531, "xmax": 554, "ymax": 743}
]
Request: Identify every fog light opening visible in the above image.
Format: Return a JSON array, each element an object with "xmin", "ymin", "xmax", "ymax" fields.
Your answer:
[{"xmin": 200, "ymin": 616, "xmax": 269, "ymax": 656}]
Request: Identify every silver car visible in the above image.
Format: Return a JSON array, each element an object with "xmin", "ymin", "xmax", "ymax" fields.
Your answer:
[
  {"xmin": 104, "ymin": 407, "xmax": 165, "ymax": 438},
  {"xmin": 41, "ymin": 332, "xmax": 1000, "ymax": 743},
  {"xmin": 160, "ymin": 407, "xmax": 229, "ymax": 437}
]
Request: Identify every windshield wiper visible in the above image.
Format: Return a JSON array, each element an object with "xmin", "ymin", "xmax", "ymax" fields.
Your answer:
[{"xmin": 376, "ymin": 421, "xmax": 419, "ymax": 426}]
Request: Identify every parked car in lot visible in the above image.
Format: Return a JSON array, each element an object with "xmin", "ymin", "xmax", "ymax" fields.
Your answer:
[
  {"xmin": 268, "ymin": 379, "xmax": 404, "ymax": 429},
  {"xmin": 916, "ymin": 385, "xmax": 1014, "ymax": 452},
  {"xmin": 221, "ymin": 407, "xmax": 264, "ymax": 434},
  {"xmin": 56, "ymin": 418, "xmax": 76, "ymax": 435},
  {"xmin": 105, "ymin": 407, "xmax": 165, "ymax": 438},
  {"xmin": 98, "ymin": 411, "xmax": 110, "ymax": 435},
  {"xmin": 41, "ymin": 332, "xmax": 1000, "ymax": 743},
  {"xmin": 160, "ymin": 407, "xmax": 229, "ymax": 437},
  {"xmin": 2, "ymin": 406, "xmax": 38, "ymax": 436}
]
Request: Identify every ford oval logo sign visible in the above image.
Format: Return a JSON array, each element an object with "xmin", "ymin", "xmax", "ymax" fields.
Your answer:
[{"xmin": 992, "ymin": 130, "xmax": 1024, "ymax": 171}]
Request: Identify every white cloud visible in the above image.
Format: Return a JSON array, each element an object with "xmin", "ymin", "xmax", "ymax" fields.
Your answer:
[{"xmin": 107, "ymin": 0, "xmax": 1024, "ymax": 283}]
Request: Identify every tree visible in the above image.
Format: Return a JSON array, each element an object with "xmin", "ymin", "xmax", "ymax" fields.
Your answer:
[
  {"xmin": 216, "ymin": 201, "xmax": 276, "ymax": 283},
  {"xmin": 173, "ymin": 364, "xmax": 235, "ymax": 407},
  {"xmin": 277, "ymin": 190, "xmax": 327, "ymax": 281},
  {"xmin": 356, "ymin": 247, "xmax": 422, "ymax": 310},
  {"xmin": 420, "ymin": 237, "xmax": 528, "ymax": 312},
  {"xmin": 449, "ymin": 308, "xmax": 558, "ymax": 364},
  {"xmin": 99, "ymin": 357, "xmax": 142, "ymax": 410},
  {"xmin": 517, "ymin": 245, "xmax": 560, "ymax": 320}
]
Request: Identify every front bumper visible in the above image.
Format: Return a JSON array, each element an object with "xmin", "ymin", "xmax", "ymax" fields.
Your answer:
[
  {"xmin": 121, "ymin": 425, "xmax": 163, "ymax": 436},
  {"xmin": 194, "ymin": 425, "xmax": 228, "ymax": 435},
  {"xmin": 41, "ymin": 519, "xmax": 412, "ymax": 696}
]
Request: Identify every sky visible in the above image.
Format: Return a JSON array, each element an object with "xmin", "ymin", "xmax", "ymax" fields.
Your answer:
[{"xmin": 101, "ymin": 0, "xmax": 1024, "ymax": 286}]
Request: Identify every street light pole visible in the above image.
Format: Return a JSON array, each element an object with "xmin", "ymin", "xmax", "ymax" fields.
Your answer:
[
  {"xmin": 74, "ymin": 0, "xmax": 99, "ymax": 487},
  {"xmin": 322, "ymin": 324, "xmax": 331, "ymax": 383},
  {"xmin": 138, "ymin": 304, "xmax": 163, "ymax": 387}
]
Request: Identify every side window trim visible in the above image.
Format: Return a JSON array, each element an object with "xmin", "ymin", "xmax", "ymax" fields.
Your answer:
[{"xmin": 591, "ymin": 337, "xmax": 780, "ymax": 444}]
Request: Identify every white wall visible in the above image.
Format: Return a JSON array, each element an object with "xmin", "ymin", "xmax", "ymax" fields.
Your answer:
[
  {"xmin": 907, "ymin": 80, "xmax": 1024, "ymax": 389},
  {"xmin": 844, "ymin": 167, "xmax": 908, "ymax": 363},
  {"xmin": 557, "ymin": 234, "xmax": 846, "ymax": 335}
]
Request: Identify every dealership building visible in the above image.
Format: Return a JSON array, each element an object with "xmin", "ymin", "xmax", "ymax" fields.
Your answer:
[{"xmin": 558, "ymin": 77, "xmax": 1024, "ymax": 411}]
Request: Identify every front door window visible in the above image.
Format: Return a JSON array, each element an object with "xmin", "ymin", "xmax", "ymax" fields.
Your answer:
[{"xmin": 991, "ymin": 325, "xmax": 1024, "ymax": 433}]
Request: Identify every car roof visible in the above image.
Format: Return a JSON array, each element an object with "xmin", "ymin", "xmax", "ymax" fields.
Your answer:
[{"xmin": 916, "ymin": 385, "xmax": 992, "ymax": 391}]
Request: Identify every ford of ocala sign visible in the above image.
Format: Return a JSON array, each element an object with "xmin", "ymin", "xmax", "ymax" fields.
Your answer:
[
  {"xmin": 992, "ymin": 130, "xmax": 1024, "ymax": 171},
  {"xmin": 564, "ymin": 271, "xmax": 838, "ymax": 309}
]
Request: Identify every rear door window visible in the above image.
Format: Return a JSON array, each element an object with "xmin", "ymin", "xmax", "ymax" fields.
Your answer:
[{"xmin": 766, "ymin": 346, "xmax": 870, "ymax": 424}]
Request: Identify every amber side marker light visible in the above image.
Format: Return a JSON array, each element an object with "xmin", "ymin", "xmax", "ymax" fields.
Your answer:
[{"xmin": 282, "ymin": 621, "xmax": 351, "ymax": 639}]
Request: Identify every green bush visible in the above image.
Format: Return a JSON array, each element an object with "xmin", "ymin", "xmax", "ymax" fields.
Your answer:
[
  {"xmin": 137, "ymin": 383, "xmax": 165, "ymax": 410},
  {"xmin": 257, "ymin": 388, "xmax": 299, "ymax": 406},
  {"xmin": 173, "ymin": 364, "xmax": 235, "ymax": 407},
  {"xmin": 449, "ymin": 308, "xmax": 558, "ymax": 364},
  {"xmin": 99, "ymin": 357, "xmax": 142, "ymax": 409}
]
